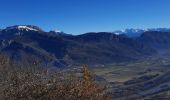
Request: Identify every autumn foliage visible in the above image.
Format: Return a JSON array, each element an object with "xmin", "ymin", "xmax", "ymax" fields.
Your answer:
[{"xmin": 0, "ymin": 55, "xmax": 109, "ymax": 100}]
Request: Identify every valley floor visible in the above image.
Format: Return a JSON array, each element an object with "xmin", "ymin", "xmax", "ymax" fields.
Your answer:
[{"xmin": 91, "ymin": 56, "xmax": 170, "ymax": 99}]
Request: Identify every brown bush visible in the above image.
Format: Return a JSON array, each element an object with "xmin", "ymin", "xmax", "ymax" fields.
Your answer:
[{"xmin": 0, "ymin": 55, "xmax": 109, "ymax": 100}]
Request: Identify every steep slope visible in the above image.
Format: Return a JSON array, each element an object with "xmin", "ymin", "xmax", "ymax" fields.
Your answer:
[
  {"xmin": 138, "ymin": 31, "xmax": 170, "ymax": 49},
  {"xmin": 64, "ymin": 32, "xmax": 155, "ymax": 64},
  {"xmin": 0, "ymin": 25, "xmax": 156, "ymax": 67}
]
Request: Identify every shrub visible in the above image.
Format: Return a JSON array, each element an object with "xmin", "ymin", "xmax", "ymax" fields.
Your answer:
[{"xmin": 0, "ymin": 55, "xmax": 109, "ymax": 100}]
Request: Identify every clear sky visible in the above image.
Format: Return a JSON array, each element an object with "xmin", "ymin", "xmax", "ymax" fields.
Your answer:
[{"xmin": 0, "ymin": 0, "xmax": 170, "ymax": 34}]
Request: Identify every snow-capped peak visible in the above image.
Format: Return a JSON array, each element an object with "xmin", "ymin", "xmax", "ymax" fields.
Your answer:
[
  {"xmin": 114, "ymin": 28, "xmax": 170, "ymax": 37},
  {"xmin": 53, "ymin": 29, "xmax": 62, "ymax": 33},
  {"xmin": 5, "ymin": 25, "xmax": 43, "ymax": 32},
  {"xmin": 49, "ymin": 29, "xmax": 72, "ymax": 36},
  {"xmin": 115, "ymin": 29, "xmax": 147, "ymax": 34},
  {"xmin": 17, "ymin": 25, "xmax": 38, "ymax": 31}
]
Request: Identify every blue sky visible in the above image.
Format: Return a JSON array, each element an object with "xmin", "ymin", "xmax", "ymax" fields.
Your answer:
[{"xmin": 0, "ymin": 0, "xmax": 170, "ymax": 34}]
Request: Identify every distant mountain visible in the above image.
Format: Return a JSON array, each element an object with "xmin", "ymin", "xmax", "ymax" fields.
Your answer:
[
  {"xmin": 64, "ymin": 32, "xmax": 155, "ymax": 64},
  {"xmin": 114, "ymin": 28, "xmax": 170, "ymax": 37},
  {"xmin": 49, "ymin": 30, "xmax": 72, "ymax": 37},
  {"xmin": 6, "ymin": 25, "xmax": 44, "ymax": 32},
  {"xmin": 114, "ymin": 29, "xmax": 146, "ymax": 37},
  {"xmin": 0, "ymin": 25, "xmax": 156, "ymax": 68},
  {"xmin": 138, "ymin": 31, "xmax": 170, "ymax": 50}
]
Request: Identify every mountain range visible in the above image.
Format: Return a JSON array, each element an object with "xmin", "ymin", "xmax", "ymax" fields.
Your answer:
[
  {"xmin": 114, "ymin": 28, "xmax": 170, "ymax": 37},
  {"xmin": 0, "ymin": 25, "xmax": 170, "ymax": 68}
]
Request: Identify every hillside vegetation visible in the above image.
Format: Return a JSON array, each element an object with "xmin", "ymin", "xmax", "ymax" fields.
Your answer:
[{"xmin": 0, "ymin": 54, "xmax": 109, "ymax": 100}]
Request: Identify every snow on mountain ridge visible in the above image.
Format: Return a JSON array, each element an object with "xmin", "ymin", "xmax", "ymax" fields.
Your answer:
[
  {"xmin": 53, "ymin": 29, "xmax": 62, "ymax": 33},
  {"xmin": 17, "ymin": 25, "xmax": 38, "ymax": 31},
  {"xmin": 114, "ymin": 28, "xmax": 170, "ymax": 37},
  {"xmin": 5, "ymin": 25, "xmax": 43, "ymax": 32}
]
